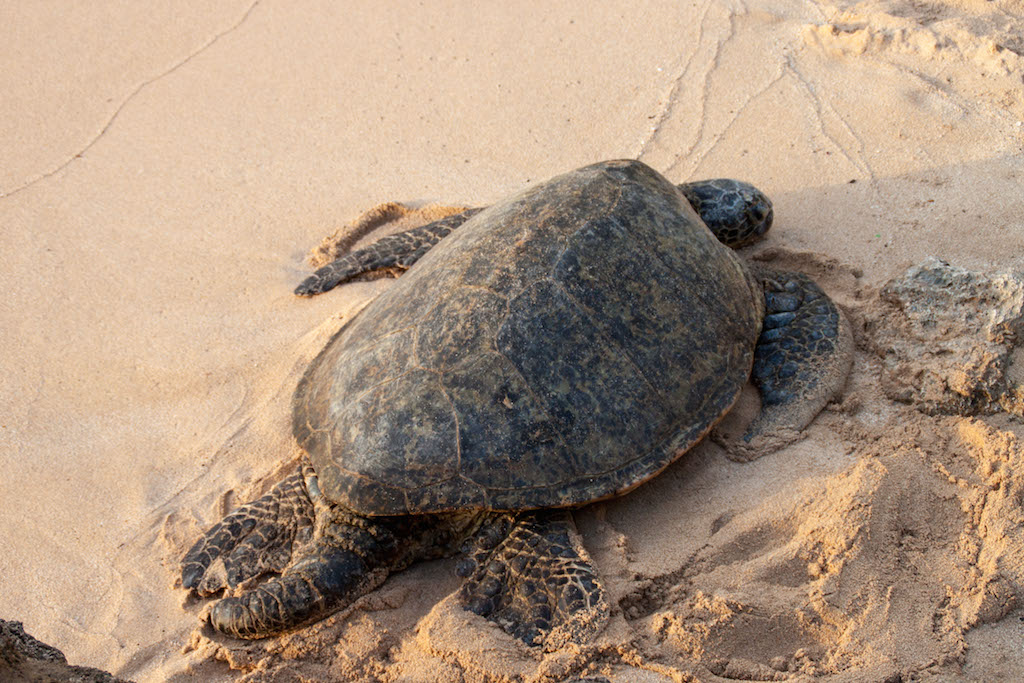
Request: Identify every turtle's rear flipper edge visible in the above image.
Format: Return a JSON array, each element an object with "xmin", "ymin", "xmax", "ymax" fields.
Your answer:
[
  {"xmin": 294, "ymin": 208, "xmax": 482, "ymax": 296},
  {"xmin": 456, "ymin": 511, "xmax": 609, "ymax": 650}
]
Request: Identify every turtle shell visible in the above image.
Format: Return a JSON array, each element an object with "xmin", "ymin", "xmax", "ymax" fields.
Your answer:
[{"xmin": 292, "ymin": 160, "xmax": 763, "ymax": 515}]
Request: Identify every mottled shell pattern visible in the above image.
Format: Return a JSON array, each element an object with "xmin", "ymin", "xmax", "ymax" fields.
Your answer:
[{"xmin": 292, "ymin": 160, "xmax": 764, "ymax": 515}]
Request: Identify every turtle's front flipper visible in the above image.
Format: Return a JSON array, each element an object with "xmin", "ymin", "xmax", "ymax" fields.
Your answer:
[
  {"xmin": 457, "ymin": 512, "xmax": 608, "ymax": 650},
  {"xmin": 744, "ymin": 267, "xmax": 853, "ymax": 445},
  {"xmin": 295, "ymin": 208, "xmax": 483, "ymax": 296}
]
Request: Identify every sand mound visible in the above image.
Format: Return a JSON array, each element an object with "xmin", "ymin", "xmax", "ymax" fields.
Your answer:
[{"xmin": 645, "ymin": 415, "xmax": 1023, "ymax": 680}]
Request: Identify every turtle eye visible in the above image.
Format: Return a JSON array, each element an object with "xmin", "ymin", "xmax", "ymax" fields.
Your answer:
[{"xmin": 751, "ymin": 199, "xmax": 773, "ymax": 236}]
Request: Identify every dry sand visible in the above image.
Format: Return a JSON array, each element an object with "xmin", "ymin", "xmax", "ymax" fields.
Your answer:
[{"xmin": 2, "ymin": 1, "xmax": 1023, "ymax": 681}]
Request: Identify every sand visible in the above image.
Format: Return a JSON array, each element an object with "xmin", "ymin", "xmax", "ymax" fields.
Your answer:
[{"xmin": 2, "ymin": 0, "xmax": 1023, "ymax": 680}]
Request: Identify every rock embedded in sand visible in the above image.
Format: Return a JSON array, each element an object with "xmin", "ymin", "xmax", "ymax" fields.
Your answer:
[
  {"xmin": 0, "ymin": 619, "xmax": 130, "ymax": 683},
  {"xmin": 867, "ymin": 257, "xmax": 1024, "ymax": 416}
]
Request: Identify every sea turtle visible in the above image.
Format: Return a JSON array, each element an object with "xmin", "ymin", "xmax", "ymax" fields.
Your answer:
[{"xmin": 181, "ymin": 159, "xmax": 852, "ymax": 646}]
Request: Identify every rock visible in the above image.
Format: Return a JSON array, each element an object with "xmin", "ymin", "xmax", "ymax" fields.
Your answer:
[
  {"xmin": 0, "ymin": 619, "xmax": 129, "ymax": 683},
  {"xmin": 867, "ymin": 257, "xmax": 1024, "ymax": 416}
]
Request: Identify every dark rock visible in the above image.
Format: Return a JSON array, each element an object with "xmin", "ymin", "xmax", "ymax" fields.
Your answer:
[{"xmin": 0, "ymin": 619, "xmax": 130, "ymax": 683}]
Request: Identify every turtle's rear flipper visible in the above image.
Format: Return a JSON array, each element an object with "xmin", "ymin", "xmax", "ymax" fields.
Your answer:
[
  {"xmin": 207, "ymin": 530, "xmax": 391, "ymax": 638},
  {"xmin": 294, "ymin": 208, "xmax": 482, "ymax": 296},
  {"xmin": 457, "ymin": 512, "xmax": 608, "ymax": 650},
  {"xmin": 742, "ymin": 267, "xmax": 853, "ymax": 448},
  {"xmin": 188, "ymin": 466, "xmax": 418, "ymax": 639},
  {"xmin": 181, "ymin": 469, "xmax": 314, "ymax": 595}
]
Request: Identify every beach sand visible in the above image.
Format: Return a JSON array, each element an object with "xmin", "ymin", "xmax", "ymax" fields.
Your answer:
[{"xmin": 2, "ymin": 1, "xmax": 1024, "ymax": 680}]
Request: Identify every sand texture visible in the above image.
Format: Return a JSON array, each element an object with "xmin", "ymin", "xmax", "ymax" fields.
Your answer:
[{"xmin": 2, "ymin": 1, "xmax": 1023, "ymax": 681}]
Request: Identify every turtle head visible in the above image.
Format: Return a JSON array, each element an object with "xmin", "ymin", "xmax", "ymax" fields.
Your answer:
[{"xmin": 678, "ymin": 179, "xmax": 773, "ymax": 248}]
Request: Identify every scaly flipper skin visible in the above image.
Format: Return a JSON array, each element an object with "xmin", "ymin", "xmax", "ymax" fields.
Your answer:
[
  {"xmin": 294, "ymin": 208, "xmax": 482, "ymax": 296},
  {"xmin": 183, "ymin": 462, "xmax": 481, "ymax": 638},
  {"xmin": 456, "ymin": 512, "xmax": 608, "ymax": 649},
  {"xmin": 184, "ymin": 478, "xmax": 607, "ymax": 642},
  {"xmin": 184, "ymin": 465, "xmax": 414, "ymax": 639},
  {"xmin": 207, "ymin": 507, "xmax": 403, "ymax": 638},
  {"xmin": 743, "ymin": 265, "xmax": 853, "ymax": 444},
  {"xmin": 181, "ymin": 471, "xmax": 315, "ymax": 595}
]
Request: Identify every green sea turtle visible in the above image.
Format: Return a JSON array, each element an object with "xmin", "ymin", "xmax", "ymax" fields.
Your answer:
[{"xmin": 181, "ymin": 159, "xmax": 852, "ymax": 647}]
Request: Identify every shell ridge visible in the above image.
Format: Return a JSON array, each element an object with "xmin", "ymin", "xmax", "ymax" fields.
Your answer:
[
  {"xmin": 604, "ymin": 169, "xmax": 758, "ymax": 345},
  {"xmin": 403, "ymin": 413, "xmax": 712, "ymax": 503},
  {"xmin": 432, "ymin": 374, "xmax": 463, "ymax": 488},
  {"xmin": 344, "ymin": 365, "xmax": 440, "ymax": 409}
]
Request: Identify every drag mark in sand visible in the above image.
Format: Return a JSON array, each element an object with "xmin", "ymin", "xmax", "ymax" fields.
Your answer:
[
  {"xmin": 636, "ymin": 0, "xmax": 734, "ymax": 169},
  {"xmin": 783, "ymin": 57, "xmax": 875, "ymax": 182},
  {"xmin": 0, "ymin": 1, "xmax": 261, "ymax": 201}
]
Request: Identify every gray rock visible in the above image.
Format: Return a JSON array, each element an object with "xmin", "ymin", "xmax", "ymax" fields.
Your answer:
[{"xmin": 868, "ymin": 257, "xmax": 1024, "ymax": 416}]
